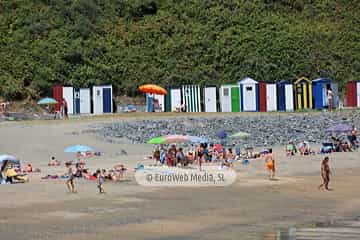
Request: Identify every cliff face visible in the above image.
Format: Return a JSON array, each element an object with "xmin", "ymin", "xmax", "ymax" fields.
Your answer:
[{"xmin": 1, "ymin": 0, "xmax": 359, "ymax": 99}]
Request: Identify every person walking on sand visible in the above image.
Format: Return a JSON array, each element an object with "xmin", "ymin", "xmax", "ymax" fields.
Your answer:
[
  {"xmin": 96, "ymin": 169, "xmax": 105, "ymax": 194},
  {"xmin": 65, "ymin": 162, "xmax": 76, "ymax": 193},
  {"xmin": 318, "ymin": 156, "xmax": 331, "ymax": 191},
  {"xmin": 265, "ymin": 148, "xmax": 275, "ymax": 180}
]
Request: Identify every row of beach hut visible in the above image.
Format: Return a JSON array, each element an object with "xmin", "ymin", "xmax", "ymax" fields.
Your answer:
[
  {"xmin": 52, "ymin": 85, "xmax": 113, "ymax": 115},
  {"xmin": 146, "ymin": 77, "xmax": 344, "ymax": 113}
]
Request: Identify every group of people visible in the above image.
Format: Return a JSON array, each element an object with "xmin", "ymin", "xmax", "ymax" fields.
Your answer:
[
  {"xmin": 63, "ymin": 159, "xmax": 127, "ymax": 194},
  {"xmin": 152, "ymin": 143, "xmax": 242, "ymax": 168},
  {"xmin": 151, "ymin": 143, "xmax": 277, "ymax": 179}
]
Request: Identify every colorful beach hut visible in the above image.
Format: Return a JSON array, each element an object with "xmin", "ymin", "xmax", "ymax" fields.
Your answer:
[
  {"xmin": 73, "ymin": 88, "xmax": 91, "ymax": 114},
  {"xmin": 277, "ymin": 80, "xmax": 294, "ymax": 112},
  {"xmin": 346, "ymin": 82, "xmax": 357, "ymax": 107},
  {"xmin": 182, "ymin": 85, "xmax": 201, "ymax": 112},
  {"xmin": 53, "ymin": 85, "xmax": 63, "ymax": 112},
  {"xmin": 92, "ymin": 85, "xmax": 113, "ymax": 114},
  {"xmin": 312, "ymin": 78, "xmax": 332, "ymax": 110},
  {"xmin": 266, "ymin": 83, "xmax": 277, "ymax": 112},
  {"xmin": 146, "ymin": 94, "xmax": 165, "ymax": 112},
  {"xmin": 312, "ymin": 78, "xmax": 340, "ymax": 110},
  {"xmin": 219, "ymin": 84, "xmax": 241, "ymax": 112},
  {"xmin": 357, "ymin": 82, "xmax": 360, "ymax": 108},
  {"xmin": 258, "ymin": 82, "xmax": 267, "ymax": 112},
  {"xmin": 239, "ymin": 77, "xmax": 259, "ymax": 112},
  {"xmin": 294, "ymin": 77, "xmax": 313, "ymax": 110},
  {"xmin": 63, "ymin": 86, "xmax": 74, "ymax": 115},
  {"xmin": 204, "ymin": 86, "xmax": 217, "ymax": 112},
  {"xmin": 258, "ymin": 82, "xmax": 277, "ymax": 112},
  {"xmin": 170, "ymin": 88, "xmax": 181, "ymax": 111}
]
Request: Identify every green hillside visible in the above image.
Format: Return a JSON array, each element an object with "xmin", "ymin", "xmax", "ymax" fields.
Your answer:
[{"xmin": 0, "ymin": 0, "xmax": 359, "ymax": 100}]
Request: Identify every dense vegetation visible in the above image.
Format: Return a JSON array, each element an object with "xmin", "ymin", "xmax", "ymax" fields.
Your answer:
[{"xmin": 0, "ymin": 0, "xmax": 359, "ymax": 100}]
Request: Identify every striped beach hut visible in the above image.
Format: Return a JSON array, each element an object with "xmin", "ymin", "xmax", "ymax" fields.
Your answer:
[
  {"xmin": 219, "ymin": 84, "xmax": 241, "ymax": 112},
  {"xmin": 182, "ymin": 85, "xmax": 201, "ymax": 112},
  {"xmin": 294, "ymin": 77, "xmax": 313, "ymax": 110}
]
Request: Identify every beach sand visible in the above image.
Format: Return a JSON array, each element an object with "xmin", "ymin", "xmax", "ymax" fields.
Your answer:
[{"xmin": 1, "ymin": 116, "xmax": 360, "ymax": 240}]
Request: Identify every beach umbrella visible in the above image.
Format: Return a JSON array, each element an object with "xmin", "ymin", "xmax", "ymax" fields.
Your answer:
[
  {"xmin": 37, "ymin": 97, "xmax": 58, "ymax": 105},
  {"xmin": 139, "ymin": 84, "xmax": 167, "ymax": 95},
  {"xmin": 147, "ymin": 135, "xmax": 191, "ymax": 144},
  {"xmin": 189, "ymin": 136, "xmax": 208, "ymax": 144},
  {"xmin": 216, "ymin": 129, "xmax": 227, "ymax": 139},
  {"xmin": 0, "ymin": 154, "xmax": 18, "ymax": 162},
  {"xmin": 326, "ymin": 123, "xmax": 352, "ymax": 133},
  {"xmin": 64, "ymin": 145, "xmax": 95, "ymax": 153},
  {"xmin": 230, "ymin": 131, "xmax": 250, "ymax": 139}
]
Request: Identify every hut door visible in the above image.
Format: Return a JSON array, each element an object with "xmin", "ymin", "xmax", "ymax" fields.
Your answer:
[
  {"xmin": 357, "ymin": 82, "xmax": 360, "ymax": 107},
  {"xmin": 62, "ymin": 87, "xmax": 74, "ymax": 114},
  {"xmin": 221, "ymin": 87, "xmax": 231, "ymax": 112},
  {"xmin": 204, "ymin": 87, "xmax": 217, "ymax": 112},
  {"xmin": 243, "ymin": 85, "xmax": 256, "ymax": 111},
  {"xmin": 102, "ymin": 88, "xmax": 112, "ymax": 113},
  {"xmin": 171, "ymin": 89, "xmax": 181, "ymax": 111},
  {"xmin": 74, "ymin": 90, "xmax": 80, "ymax": 114},
  {"xmin": 80, "ymin": 88, "xmax": 90, "ymax": 114},
  {"xmin": 231, "ymin": 87, "xmax": 240, "ymax": 112},
  {"xmin": 266, "ymin": 84, "xmax": 277, "ymax": 111},
  {"xmin": 285, "ymin": 85, "xmax": 294, "ymax": 111},
  {"xmin": 93, "ymin": 87, "xmax": 103, "ymax": 114}
]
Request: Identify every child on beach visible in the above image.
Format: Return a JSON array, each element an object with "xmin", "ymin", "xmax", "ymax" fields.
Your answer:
[
  {"xmin": 318, "ymin": 156, "xmax": 331, "ymax": 191},
  {"xmin": 65, "ymin": 162, "xmax": 76, "ymax": 193},
  {"xmin": 265, "ymin": 148, "xmax": 275, "ymax": 180},
  {"xmin": 96, "ymin": 169, "xmax": 105, "ymax": 194}
]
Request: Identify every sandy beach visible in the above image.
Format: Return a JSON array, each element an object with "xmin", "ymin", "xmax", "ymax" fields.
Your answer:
[{"xmin": 1, "ymin": 114, "xmax": 360, "ymax": 240}]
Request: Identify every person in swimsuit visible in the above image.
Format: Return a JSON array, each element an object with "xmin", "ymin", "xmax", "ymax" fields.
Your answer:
[
  {"xmin": 197, "ymin": 144, "xmax": 205, "ymax": 171},
  {"xmin": 326, "ymin": 85, "xmax": 334, "ymax": 112},
  {"xmin": 265, "ymin": 148, "xmax": 275, "ymax": 180},
  {"xmin": 350, "ymin": 125, "xmax": 358, "ymax": 148},
  {"xmin": 318, "ymin": 156, "xmax": 331, "ymax": 191},
  {"xmin": 65, "ymin": 162, "xmax": 76, "ymax": 193},
  {"xmin": 96, "ymin": 169, "xmax": 105, "ymax": 194}
]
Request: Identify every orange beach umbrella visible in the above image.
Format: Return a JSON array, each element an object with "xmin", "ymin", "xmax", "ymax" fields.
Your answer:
[{"xmin": 139, "ymin": 84, "xmax": 167, "ymax": 95}]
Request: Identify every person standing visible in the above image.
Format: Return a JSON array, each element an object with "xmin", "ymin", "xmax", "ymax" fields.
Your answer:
[
  {"xmin": 318, "ymin": 156, "xmax": 331, "ymax": 191},
  {"xmin": 350, "ymin": 125, "xmax": 358, "ymax": 148},
  {"xmin": 326, "ymin": 85, "xmax": 334, "ymax": 112},
  {"xmin": 265, "ymin": 148, "xmax": 275, "ymax": 180},
  {"xmin": 96, "ymin": 169, "xmax": 105, "ymax": 194},
  {"xmin": 65, "ymin": 162, "xmax": 76, "ymax": 193},
  {"xmin": 62, "ymin": 98, "xmax": 68, "ymax": 119}
]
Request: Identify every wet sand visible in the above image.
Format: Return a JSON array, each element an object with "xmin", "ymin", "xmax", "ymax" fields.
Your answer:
[{"xmin": 1, "ymin": 117, "xmax": 360, "ymax": 240}]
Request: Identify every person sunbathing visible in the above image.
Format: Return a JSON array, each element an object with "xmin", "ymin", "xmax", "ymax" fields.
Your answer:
[
  {"xmin": 23, "ymin": 164, "xmax": 33, "ymax": 173},
  {"xmin": 48, "ymin": 156, "xmax": 61, "ymax": 166}
]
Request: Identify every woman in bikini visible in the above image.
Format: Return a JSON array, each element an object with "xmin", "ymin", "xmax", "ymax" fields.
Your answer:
[{"xmin": 265, "ymin": 148, "xmax": 275, "ymax": 180}]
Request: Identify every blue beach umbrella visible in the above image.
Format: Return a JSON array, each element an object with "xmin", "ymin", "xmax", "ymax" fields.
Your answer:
[
  {"xmin": 37, "ymin": 97, "xmax": 58, "ymax": 105},
  {"xmin": 326, "ymin": 123, "xmax": 352, "ymax": 133},
  {"xmin": 0, "ymin": 154, "xmax": 18, "ymax": 162},
  {"xmin": 216, "ymin": 129, "xmax": 227, "ymax": 139},
  {"xmin": 64, "ymin": 145, "xmax": 95, "ymax": 153}
]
